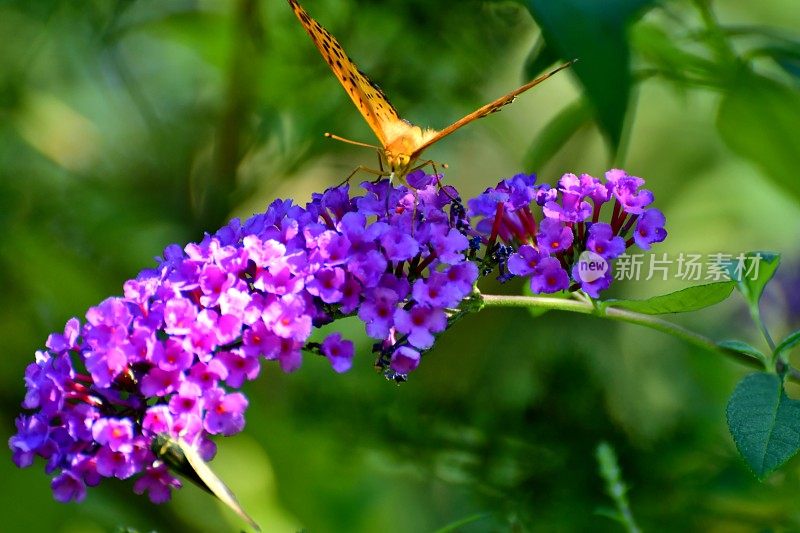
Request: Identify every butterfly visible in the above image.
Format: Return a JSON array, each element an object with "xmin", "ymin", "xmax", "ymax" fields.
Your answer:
[
  {"xmin": 288, "ymin": 0, "xmax": 575, "ymax": 180},
  {"xmin": 152, "ymin": 434, "xmax": 261, "ymax": 531}
]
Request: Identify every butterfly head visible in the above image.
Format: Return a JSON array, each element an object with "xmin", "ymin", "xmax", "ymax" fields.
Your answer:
[
  {"xmin": 384, "ymin": 150, "xmax": 415, "ymax": 177},
  {"xmin": 383, "ymin": 125, "xmax": 438, "ymax": 177}
]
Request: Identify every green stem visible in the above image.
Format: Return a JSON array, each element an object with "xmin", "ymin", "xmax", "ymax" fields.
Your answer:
[
  {"xmin": 750, "ymin": 304, "xmax": 777, "ymax": 361},
  {"xmin": 596, "ymin": 442, "xmax": 641, "ymax": 533},
  {"xmin": 758, "ymin": 311, "xmax": 777, "ymax": 354},
  {"xmin": 480, "ymin": 293, "xmax": 780, "ymax": 377},
  {"xmin": 692, "ymin": 0, "xmax": 739, "ymax": 65}
]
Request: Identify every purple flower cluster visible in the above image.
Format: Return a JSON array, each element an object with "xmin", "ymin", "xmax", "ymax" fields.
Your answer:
[
  {"xmin": 8, "ymin": 171, "xmax": 478, "ymax": 504},
  {"xmin": 469, "ymin": 169, "xmax": 666, "ymax": 297},
  {"xmin": 9, "ymin": 168, "xmax": 665, "ymax": 506}
]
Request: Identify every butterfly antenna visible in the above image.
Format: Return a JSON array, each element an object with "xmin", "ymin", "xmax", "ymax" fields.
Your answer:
[
  {"xmin": 324, "ymin": 132, "xmax": 382, "ymax": 151},
  {"xmin": 537, "ymin": 58, "xmax": 578, "ymax": 83}
]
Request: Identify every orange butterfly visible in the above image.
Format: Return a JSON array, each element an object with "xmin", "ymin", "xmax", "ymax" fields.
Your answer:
[{"xmin": 289, "ymin": 0, "xmax": 575, "ymax": 180}]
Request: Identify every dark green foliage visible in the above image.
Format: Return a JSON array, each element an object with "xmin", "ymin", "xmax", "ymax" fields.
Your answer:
[
  {"xmin": 727, "ymin": 373, "xmax": 800, "ymax": 480},
  {"xmin": 525, "ymin": 0, "xmax": 655, "ymax": 153}
]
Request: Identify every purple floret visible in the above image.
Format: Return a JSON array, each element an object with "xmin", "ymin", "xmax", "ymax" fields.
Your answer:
[
  {"xmin": 11, "ymin": 168, "xmax": 664, "ymax": 506},
  {"xmin": 634, "ymin": 209, "xmax": 668, "ymax": 250}
]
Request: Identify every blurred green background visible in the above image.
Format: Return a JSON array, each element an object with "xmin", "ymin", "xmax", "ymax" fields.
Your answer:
[{"xmin": 1, "ymin": 0, "xmax": 799, "ymax": 531}]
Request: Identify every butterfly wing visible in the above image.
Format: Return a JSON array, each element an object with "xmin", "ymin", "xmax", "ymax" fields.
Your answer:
[
  {"xmin": 289, "ymin": 0, "xmax": 405, "ymax": 147},
  {"xmin": 409, "ymin": 60, "xmax": 577, "ymax": 160},
  {"xmin": 153, "ymin": 435, "xmax": 261, "ymax": 532}
]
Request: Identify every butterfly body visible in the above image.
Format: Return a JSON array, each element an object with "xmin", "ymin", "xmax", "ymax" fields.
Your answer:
[
  {"xmin": 289, "ymin": 0, "xmax": 575, "ymax": 179},
  {"xmin": 383, "ymin": 123, "xmax": 438, "ymax": 174}
]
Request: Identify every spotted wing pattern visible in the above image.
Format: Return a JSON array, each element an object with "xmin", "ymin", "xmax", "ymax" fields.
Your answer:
[{"xmin": 288, "ymin": 0, "xmax": 407, "ymax": 147}]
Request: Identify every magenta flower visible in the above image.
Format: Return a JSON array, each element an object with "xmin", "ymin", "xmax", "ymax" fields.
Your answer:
[
  {"xmin": 204, "ymin": 390, "xmax": 248, "ymax": 436},
  {"xmin": 306, "ymin": 267, "xmax": 346, "ymax": 303},
  {"xmin": 605, "ymin": 168, "xmax": 653, "ymax": 214},
  {"xmin": 199, "ymin": 265, "xmax": 236, "ymax": 308},
  {"xmin": 92, "ymin": 418, "xmax": 134, "ymax": 453},
  {"xmin": 142, "ymin": 406, "xmax": 173, "ymax": 435},
  {"xmin": 134, "ymin": 464, "xmax": 182, "ymax": 504},
  {"xmin": 580, "ymin": 173, "xmax": 612, "ymax": 205},
  {"xmin": 85, "ymin": 344, "xmax": 128, "ymax": 389},
  {"xmin": 634, "ymin": 209, "xmax": 668, "ymax": 250},
  {"xmin": 358, "ymin": 287, "xmax": 402, "ymax": 339},
  {"xmin": 394, "ymin": 306, "xmax": 448, "ymax": 350},
  {"xmin": 530, "ymin": 258, "xmax": 570, "ymax": 294},
  {"xmin": 51, "ymin": 471, "xmax": 86, "ymax": 503},
  {"xmin": 45, "ymin": 317, "xmax": 80, "ymax": 353},
  {"xmin": 586, "ymin": 223, "xmax": 625, "ymax": 260},
  {"xmin": 573, "ymin": 265, "xmax": 614, "ymax": 298},
  {"xmin": 321, "ymin": 333, "xmax": 355, "ymax": 373},
  {"xmin": 412, "ymin": 273, "xmax": 464, "ymax": 308},
  {"xmin": 9, "ymin": 415, "xmax": 49, "ymax": 468},
  {"xmin": 10, "ymin": 169, "xmax": 662, "ymax": 507},
  {"xmin": 381, "ymin": 227, "xmax": 420, "ymax": 262},
  {"xmin": 429, "ymin": 226, "xmax": 470, "ymax": 264},
  {"xmin": 217, "ymin": 350, "xmax": 260, "ymax": 388},
  {"xmin": 169, "ymin": 381, "xmax": 203, "ymax": 415},
  {"xmin": 508, "ymin": 245, "xmax": 546, "ymax": 277},
  {"xmin": 543, "ymin": 173, "xmax": 593, "ymax": 222},
  {"xmin": 154, "ymin": 339, "xmax": 193, "ymax": 372},
  {"xmin": 242, "ymin": 318, "xmax": 280, "ymax": 358},
  {"xmin": 95, "ymin": 446, "xmax": 137, "ymax": 479},
  {"xmin": 537, "ymin": 217, "xmax": 574, "ymax": 253},
  {"xmin": 163, "ymin": 297, "xmax": 198, "ymax": 336},
  {"xmin": 391, "ymin": 346, "xmax": 421, "ymax": 374},
  {"xmin": 473, "ymin": 169, "xmax": 665, "ymax": 297}
]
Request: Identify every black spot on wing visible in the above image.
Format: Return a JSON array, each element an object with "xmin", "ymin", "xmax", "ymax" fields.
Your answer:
[
  {"xmin": 356, "ymin": 68, "xmax": 399, "ymax": 117},
  {"xmin": 290, "ymin": 0, "xmax": 405, "ymax": 143}
]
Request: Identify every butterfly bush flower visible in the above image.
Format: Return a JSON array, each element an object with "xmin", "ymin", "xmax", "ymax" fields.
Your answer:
[
  {"xmin": 10, "ymin": 168, "xmax": 665, "ymax": 505},
  {"xmin": 470, "ymin": 169, "xmax": 666, "ymax": 297}
]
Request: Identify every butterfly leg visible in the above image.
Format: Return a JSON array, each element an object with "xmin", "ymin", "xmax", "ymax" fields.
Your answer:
[
  {"xmin": 409, "ymin": 159, "xmax": 449, "ymax": 182},
  {"xmin": 410, "ymin": 186, "xmax": 421, "ymax": 237},
  {"xmin": 430, "ymin": 160, "xmax": 449, "ymax": 181},
  {"xmin": 338, "ymin": 165, "xmax": 386, "ymax": 187},
  {"xmin": 371, "ymin": 153, "xmax": 389, "ymax": 185},
  {"xmin": 410, "ymin": 160, "xmax": 460, "ymax": 203}
]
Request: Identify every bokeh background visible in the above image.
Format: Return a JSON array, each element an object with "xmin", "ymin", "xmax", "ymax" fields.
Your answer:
[{"xmin": 1, "ymin": 0, "xmax": 799, "ymax": 531}]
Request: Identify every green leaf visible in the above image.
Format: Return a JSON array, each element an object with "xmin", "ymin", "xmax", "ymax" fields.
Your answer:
[
  {"xmin": 775, "ymin": 330, "xmax": 800, "ymax": 358},
  {"xmin": 152, "ymin": 435, "xmax": 261, "ymax": 531},
  {"xmin": 523, "ymin": 99, "xmax": 592, "ymax": 170},
  {"xmin": 717, "ymin": 72, "xmax": 800, "ymax": 202},
  {"xmin": 630, "ymin": 22, "xmax": 720, "ymax": 83},
  {"xmin": 600, "ymin": 281, "xmax": 734, "ymax": 314},
  {"xmin": 524, "ymin": 38, "xmax": 561, "ymax": 83},
  {"xmin": 726, "ymin": 373, "xmax": 800, "ymax": 480},
  {"xmin": 720, "ymin": 251, "xmax": 780, "ymax": 308},
  {"xmin": 524, "ymin": 0, "xmax": 657, "ymax": 152},
  {"xmin": 772, "ymin": 51, "xmax": 800, "ymax": 80},
  {"xmin": 725, "ymin": 25, "xmax": 800, "ymax": 81},
  {"xmin": 718, "ymin": 340, "xmax": 766, "ymax": 363},
  {"xmin": 748, "ymin": 45, "xmax": 800, "ymax": 81}
]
